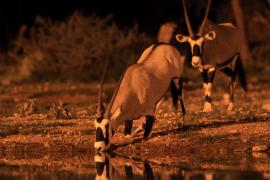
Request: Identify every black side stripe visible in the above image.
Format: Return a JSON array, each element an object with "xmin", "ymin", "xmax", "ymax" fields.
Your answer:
[{"xmin": 216, "ymin": 54, "xmax": 238, "ymax": 69}]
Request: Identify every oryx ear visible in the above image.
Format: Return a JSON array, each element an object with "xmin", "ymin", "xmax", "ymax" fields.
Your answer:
[
  {"xmin": 175, "ymin": 34, "xmax": 189, "ymax": 43},
  {"xmin": 111, "ymin": 106, "xmax": 122, "ymax": 120},
  {"xmin": 204, "ymin": 31, "xmax": 216, "ymax": 41}
]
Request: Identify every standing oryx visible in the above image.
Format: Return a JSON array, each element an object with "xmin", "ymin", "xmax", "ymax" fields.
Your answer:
[
  {"xmin": 175, "ymin": 0, "xmax": 247, "ymax": 112},
  {"xmin": 94, "ymin": 43, "xmax": 185, "ymax": 152}
]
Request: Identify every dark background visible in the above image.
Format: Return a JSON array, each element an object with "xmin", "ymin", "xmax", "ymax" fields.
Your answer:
[
  {"xmin": 0, "ymin": 0, "xmax": 225, "ymax": 49},
  {"xmin": 0, "ymin": 0, "xmax": 269, "ymax": 49}
]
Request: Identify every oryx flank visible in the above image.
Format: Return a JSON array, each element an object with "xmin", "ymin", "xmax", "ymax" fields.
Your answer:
[
  {"xmin": 175, "ymin": 0, "xmax": 247, "ymax": 112},
  {"xmin": 94, "ymin": 43, "xmax": 185, "ymax": 151}
]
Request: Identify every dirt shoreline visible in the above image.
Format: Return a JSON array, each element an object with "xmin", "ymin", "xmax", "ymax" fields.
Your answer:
[{"xmin": 0, "ymin": 82, "xmax": 269, "ymax": 174}]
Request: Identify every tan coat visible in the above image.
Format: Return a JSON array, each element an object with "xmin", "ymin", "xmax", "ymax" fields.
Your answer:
[{"xmin": 110, "ymin": 44, "xmax": 185, "ymax": 131}]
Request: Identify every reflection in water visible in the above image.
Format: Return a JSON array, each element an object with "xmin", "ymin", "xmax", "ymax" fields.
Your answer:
[
  {"xmin": 0, "ymin": 153, "xmax": 268, "ymax": 180},
  {"xmin": 94, "ymin": 153, "xmax": 266, "ymax": 180}
]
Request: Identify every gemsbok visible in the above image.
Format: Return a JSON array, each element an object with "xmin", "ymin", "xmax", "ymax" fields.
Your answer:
[
  {"xmin": 94, "ymin": 43, "xmax": 185, "ymax": 152},
  {"xmin": 175, "ymin": 0, "xmax": 247, "ymax": 112}
]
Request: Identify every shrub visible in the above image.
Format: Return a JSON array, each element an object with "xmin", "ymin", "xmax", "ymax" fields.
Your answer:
[{"xmin": 12, "ymin": 12, "xmax": 152, "ymax": 82}]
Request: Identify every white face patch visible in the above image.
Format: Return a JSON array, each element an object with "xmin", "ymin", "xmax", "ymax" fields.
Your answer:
[
  {"xmin": 94, "ymin": 141, "xmax": 106, "ymax": 151},
  {"xmin": 188, "ymin": 37, "xmax": 204, "ymax": 49},
  {"xmin": 95, "ymin": 118, "xmax": 109, "ymax": 138}
]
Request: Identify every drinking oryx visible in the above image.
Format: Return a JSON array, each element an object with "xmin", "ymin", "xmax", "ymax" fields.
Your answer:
[
  {"xmin": 94, "ymin": 43, "xmax": 185, "ymax": 152},
  {"xmin": 175, "ymin": 0, "xmax": 247, "ymax": 112}
]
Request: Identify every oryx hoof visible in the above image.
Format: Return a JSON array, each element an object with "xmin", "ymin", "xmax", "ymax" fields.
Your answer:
[
  {"xmin": 203, "ymin": 102, "xmax": 213, "ymax": 112},
  {"xmin": 181, "ymin": 116, "xmax": 185, "ymax": 125}
]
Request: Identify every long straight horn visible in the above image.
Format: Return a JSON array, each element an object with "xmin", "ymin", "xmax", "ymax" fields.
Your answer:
[
  {"xmin": 197, "ymin": 0, "xmax": 212, "ymax": 36},
  {"xmin": 105, "ymin": 65, "xmax": 129, "ymax": 119},
  {"xmin": 97, "ymin": 57, "xmax": 108, "ymax": 117},
  {"xmin": 182, "ymin": 0, "xmax": 194, "ymax": 36}
]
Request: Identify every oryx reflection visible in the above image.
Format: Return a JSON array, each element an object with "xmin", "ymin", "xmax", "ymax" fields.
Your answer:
[
  {"xmin": 94, "ymin": 153, "xmax": 264, "ymax": 180},
  {"xmin": 94, "ymin": 152, "xmax": 156, "ymax": 180}
]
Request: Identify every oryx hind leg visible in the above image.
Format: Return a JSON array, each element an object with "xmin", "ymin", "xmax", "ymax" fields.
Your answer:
[
  {"xmin": 177, "ymin": 77, "xmax": 186, "ymax": 125},
  {"xmin": 144, "ymin": 116, "xmax": 155, "ymax": 139},
  {"xmin": 178, "ymin": 77, "xmax": 186, "ymax": 116},
  {"xmin": 171, "ymin": 77, "xmax": 186, "ymax": 125},
  {"xmin": 202, "ymin": 68, "xmax": 215, "ymax": 112},
  {"xmin": 221, "ymin": 55, "xmax": 238, "ymax": 112},
  {"xmin": 219, "ymin": 65, "xmax": 237, "ymax": 111},
  {"xmin": 228, "ymin": 74, "xmax": 236, "ymax": 111}
]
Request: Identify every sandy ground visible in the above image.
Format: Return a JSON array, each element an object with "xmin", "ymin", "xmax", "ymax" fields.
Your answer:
[{"xmin": 0, "ymin": 81, "xmax": 269, "ymax": 176}]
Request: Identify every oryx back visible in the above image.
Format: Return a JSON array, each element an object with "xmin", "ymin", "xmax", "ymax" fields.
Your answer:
[
  {"xmin": 202, "ymin": 21, "xmax": 243, "ymax": 66},
  {"xmin": 110, "ymin": 44, "xmax": 185, "ymax": 130}
]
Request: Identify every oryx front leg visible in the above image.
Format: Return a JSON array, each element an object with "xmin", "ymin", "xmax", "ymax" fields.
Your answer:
[
  {"xmin": 124, "ymin": 120, "xmax": 133, "ymax": 137},
  {"xmin": 202, "ymin": 68, "xmax": 215, "ymax": 112}
]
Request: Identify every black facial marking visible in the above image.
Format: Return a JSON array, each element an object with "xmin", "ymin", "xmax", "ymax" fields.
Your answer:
[
  {"xmin": 96, "ymin": 162, "xmax": 105, "ymax": 176},
  {"xmin": 193, "ymin": 44, "xmax": 201, "ymax": 57},
  {"xmin": 191, "ymin": 35, "xmax": 200, "ymax": 40},
  {"xmin": 95, "ymin": 156, "xmax": 109, "ymax": 178},
  {"xmin": 96, "ymin": 127, "xmax": 105, "ymax": 142},
  {"xmin": 96, "ymin": 117, "xmax": 103, "ymax": 123}
]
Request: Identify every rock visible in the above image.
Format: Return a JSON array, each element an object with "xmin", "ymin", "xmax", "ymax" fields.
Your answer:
[
  {"xmin": 163, "ymin": 113, "xmax": 168, "ymax": 118},
  {"xmin": 252, "ymin": 145, "xmax": 268, "ymax": 152},
  {"xmin": 252, "ymin": 152, "xmax": 269, "ymax": 159},
  {"xmin": 262, "ymin": 102, "xmax": 270, "ymax": 112}
]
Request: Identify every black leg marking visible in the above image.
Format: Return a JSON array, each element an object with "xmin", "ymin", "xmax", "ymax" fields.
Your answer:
[
  {"xmin": 178, "ymin": 77, "xmax": 186, "ymax": 115},
  {"xmin": 202, "ymin": 69, "xmax": 215, "ymax": 112},
  {"xmin": 205, "ymin": 95, "xmax": 212, "ymax": 103},
  {"xmin": 124, "ymin": 120, "xmax": 133, "ymax": 136},
  {"xmin": 144, "ymin": 116, "xmax": 155, "ymax": 139},
  {"xmin": 143, "ymin": 161, "xmax": 154, "ymax": 180},
  {"xmin": 170, "ymin": 78, "xmax": 179, "ymax": 110},
  {"xmin": 202, "ymin": 70, "xmax": 208, "ymax": 83},
  {"xmin": 125, "ymin": 165, "xmax": 133, "ymax": 178}
]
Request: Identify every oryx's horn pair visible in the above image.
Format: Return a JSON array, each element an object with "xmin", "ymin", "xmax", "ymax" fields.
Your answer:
[{"xmin": 182, "ymin": 0, "xmax": 212, "ymax": 36}]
